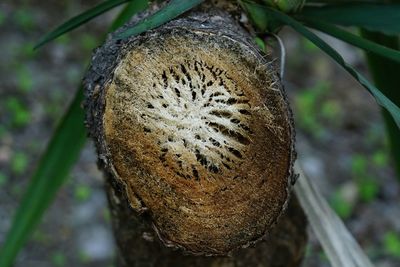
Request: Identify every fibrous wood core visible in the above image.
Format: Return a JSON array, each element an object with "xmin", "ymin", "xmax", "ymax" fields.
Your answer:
[{"xmin": 85, "ymin": 9, "xmax": 295, "ymax": 255}]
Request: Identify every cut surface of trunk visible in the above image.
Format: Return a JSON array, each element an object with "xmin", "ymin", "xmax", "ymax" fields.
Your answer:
[
  {"xmin": 84, "ymin": 7, "xmax": 297, "ymax": 256},
  {"xmin": 107, "ymin": 175, "xmax": 307, "ymax": 267}
]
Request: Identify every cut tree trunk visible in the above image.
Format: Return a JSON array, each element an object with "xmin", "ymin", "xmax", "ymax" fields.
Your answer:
[
  {"xmin": 84, "ymin": 4, "xmax": 307, "ymax": 266},
  {"xmin": 107, "ymin": 175, "xmax": 307, "ymax": 267}
]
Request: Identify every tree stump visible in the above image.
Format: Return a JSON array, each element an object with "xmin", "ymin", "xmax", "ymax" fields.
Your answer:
[{"xmin": 84, "ymin": 6, "xmax": 306, "ymax": 266}]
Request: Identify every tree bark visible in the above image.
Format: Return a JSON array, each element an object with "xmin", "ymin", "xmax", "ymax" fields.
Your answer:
[
  {"xmin": 106, "ymin": 174, "xmax": 307, "ymax": 267},
  {"xmin": 84, "ymin": 4, "xmax": 307, "ymax": 266}
]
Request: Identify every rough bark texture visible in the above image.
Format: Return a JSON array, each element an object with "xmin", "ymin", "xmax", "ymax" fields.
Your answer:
[
  {"xmin": 106, "ymin": 174, "xmax": 307, "ymax": 267},
  {"xmin": 84, "ymin": 4, "xmax": 305, "ymax": 262}
]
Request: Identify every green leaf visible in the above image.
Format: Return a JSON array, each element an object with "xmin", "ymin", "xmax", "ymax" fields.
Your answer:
[
  {"xmin": 0, "ymin": 3, "xmax": 149, "ymax": 266},
  {"xmin": 361, "ymin": 30, "xmax": 400, "ymax": 180},
  {"xmin": 249, "ymin": 3, "xmax": 400, "ymax": 129},
  {"xmin": 116, "ymin": 0, "xmax": 204, "ymax": 40},
  {"xmin": 262, "ymin": 0, "xmax": 306, "ymax": 13},
  {"xmin": 35, "ymin": 0, "xmax": 129, "ymax": 49},
  {"xmin": 299, "ymin": 4, "xmax": 400, "ymax": 35},
  {"xmin": 11, "ymin": 152, "xmax": 29, "ymax": 175},
  {"xmin": 109, "ymin": 0, "xmax": 149, "ymax": 31},
  {"xmin": 240, "ymin": 0, "xmax": 284, "ymax": 32},
  {"xmin": 330, "ymin": 190, "xmax": 353, "ymax": 219},
  {"xmin": 300, "ymin": 18, "xmax": 400, "ymax": 64},
  {"xmin": 254, "ymin": 37, "xmax": 266, "ymax": 52},
  {"xmin": 241, "ymin": 1, "xmax": 270, "ymax": 32},
  {"xmin": 0, "ymin": 88, "xmax": 87, "ymax": 267},
  {"xmin": 74, "ymin": 185, "xmax": 92, "ymax": 202},
  {"xmin": 384, "ymin": 231, "xmax": 400, "ymax": 258},
  {"xmin": 51, "ymin": 251, "xmax": 67, "ymax": 267}
]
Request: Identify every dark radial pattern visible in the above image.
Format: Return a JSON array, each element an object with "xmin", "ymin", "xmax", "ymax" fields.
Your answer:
[{"xmin": 136, "ymin": 60, "xmax": 253, "ymax": 181}]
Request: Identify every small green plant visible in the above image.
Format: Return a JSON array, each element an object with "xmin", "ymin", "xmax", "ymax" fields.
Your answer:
[
  {"xmin": 351, "ymin": 154, "xmax": 380, "ymax": 202},
  {"xmin": 372, "ymin": 150, "xmax": 388, "ymax": 168},
  {"xmin": 11, "ymin": 152, "xmax": 29, "ymax": 175},
  {"xmin": 320, "ymin": 100, "xmax": 342, "ymax": 125},
  {"xmin": 295, "ymin": 81, "xmax": 343, "ymax": 138},
  {"xmin": 13, "ymin": 8, "xmax": 35, "ymax": 31},
  {"xmin": 295, "ymin": 81, "xmax": 330, "ymax": 138},
  {"xmin": 50, "ymin": 251, "xmax": 67, "ymax": 267},
  {"xmin": 383, "ymin": 231, "xmax": 400, "ymax": 259},
  {"xmin": 74, "ymin": 185, "xmax": 92, "ymax": 202},
  {"xmin": 5, "ymin": 97, "xmax": 30, "ymax": 128},
  {"xmin": 15, "ymin": 66, "xmax": 34, "ymax": 93},
  {"xmin": 358, "ymin": 178, "xmax": 379, "ymax": 203},
  {"xmin": 330, "ymin": 190, "xmax": 353, "ymax": 219}
]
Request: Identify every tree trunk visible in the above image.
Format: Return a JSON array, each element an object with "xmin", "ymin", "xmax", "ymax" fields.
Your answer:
[
  {"xmin": 106, "ymin": 174, "xmax": 307, "ymax": 267},
  {"xmin": 84, "ymin": 4, "xmax": 307, "ymax": 266}
]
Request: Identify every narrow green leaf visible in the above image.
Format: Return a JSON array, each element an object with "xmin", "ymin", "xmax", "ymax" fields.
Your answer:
[
  {"xmin": 0, "ymin": 88, "xmax": 87, "ymax": 267},
  {"xmin": 299, "ymin": 4, "xmax": 400, "ymax": 35},
  {"xmin": 116, "ymin": 0, "xmax": 204, "ymax": 40},
  {"xmin": 35, "ymin": 0, "xmax": 129, "ymax": 49},
  {"xmin": 243, "ymin": 2, "xmax": 400, "ymax": 129},
  {"xmin": 241, "ymin": 1, "xmax": 269, "ymax": 32},
  {"xmin": 110, "ymin": 0, "xmax": 149, "ymax": 31},
  {"xmin": 300, "ymin": 18, "xmax": 400, "ymax": 64},
  {"xmin": 0, "ymin": 3, "xmax": 148, "ymax": 266},
  {"xmin": 240, "ymin": 0, "xmax": 283, "ymax": 33},
  {"xmin": 361, "ymin": 30, "xmax": 400, "ymax": 180}
]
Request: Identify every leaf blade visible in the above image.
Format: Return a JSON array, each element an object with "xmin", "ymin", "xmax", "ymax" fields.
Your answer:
[
  {"xmin": 300, "ymin": 18, "xmax": 400, "ymax": 63},
  {"xmin": 116, "ymin": 0, "xmax": 204, "ymax": 40},
  {"xmin": 0, "ymin": 2, "xmax": 149, "ymax": 266},
  {"xmin": 240, "ymin": 0, "xmax": 269, "ymax": 32},
  {"xmin": 35, "ymin": 0, "xmax": 129, "ymax": 49},
  {"xmin": 299, "ymin": 4, "xmax": 400, "ymax": 35},
  {"xmin": 361, "ymin": 30, "xmax": 400, "ymax": 180},
  {"xmin": 0, "ymin": 88, "xmax": 87, "ymax": 267},
  {"xmin": 109, "ymin": 0, "xmax": 148, "ymax": 32},
  {"xmin": 249, "ymin": 3, "xmax": 400, "ymax": 129}
]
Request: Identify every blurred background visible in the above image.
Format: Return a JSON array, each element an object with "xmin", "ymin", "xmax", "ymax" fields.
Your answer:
[{"xmin": 0, "ymin": 1, "xmax": 399, "ymax": 266}]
